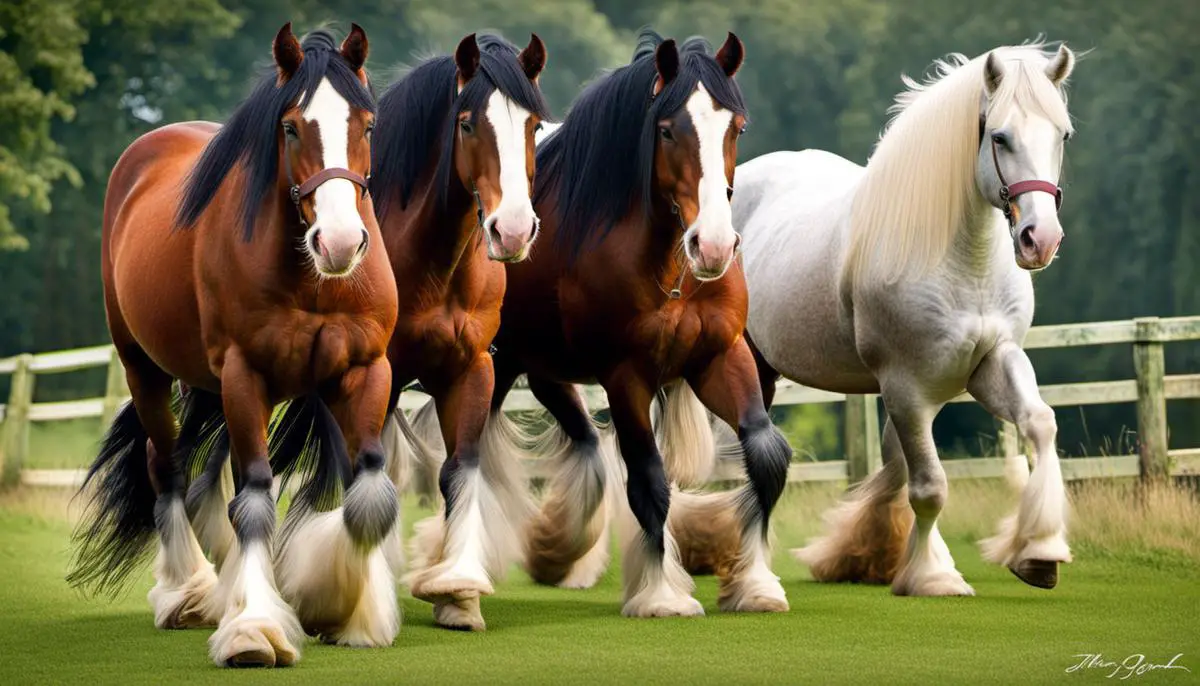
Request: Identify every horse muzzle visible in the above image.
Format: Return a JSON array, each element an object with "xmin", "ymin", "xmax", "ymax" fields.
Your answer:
[{"xmin": 1014, "ymin": 220, "xmax": 1062, "ymax": 271}]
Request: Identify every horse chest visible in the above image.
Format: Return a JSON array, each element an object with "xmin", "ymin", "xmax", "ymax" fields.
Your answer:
[
  {"xmin": 392, "ymin": 307, "xmax": 494, "ymax": 381},
  {"xmin": 231, "ymin": 315, "xmax": 381, "ymax": 399}
]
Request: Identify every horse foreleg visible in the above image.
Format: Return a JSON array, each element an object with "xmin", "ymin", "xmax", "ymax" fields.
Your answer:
[
  {"xmin": 882, "ymin": 384, "xmax": 973, "ymax": 596},
  {"xmin": 524, "ymin": 376, "xmax": 616, "ymax": 589},
  {"xmin": 208, "ymin": 349, "xmax": 302, "ymax": 668},
  {"xmin": 275, "ymin": 358, "xmax": 400, "ymax": 648},
  {"xmin": 969, "ymin": 341, "xmax": 1070, "ymax": 589},
  {"xmin": 678, "ymin": 338, "xmax": 791, "ymax": 613},
  {"xmin": 605, "ymin": 367, "xmax": 702, "ymax": 618},
  {"xmin": 408, "ymin": 352, "xmax": 533, "ymax": 631}
]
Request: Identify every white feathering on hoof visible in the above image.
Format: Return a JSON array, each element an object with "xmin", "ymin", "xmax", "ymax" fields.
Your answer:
[
  {"xmin": 149, "ymin": 496, "xmax": 220, "ymax": 629},
  {"xmin": 554, "ymin": 429, "xmax": 622, "ymax": 589},
  {"xmin": 668, "ymin": 489, "xmax": 787, "ymax": 612},
  {"xmin": 616, "ymin": 491, "xmax": 703, "ymax": 618},
  {"xmin": 980, "ymin": 452, "xmax": 1071, "ymax": 567},
  {"xmin": 524, "ymin": 405, "xmax": 620, "ymax": 588},
  {"xmin": 407, "ymin": 411, "xmax": 535, "ymax": 613},
  {"xmin": 792, "ymin": 457, "xmax": 912, "ymax": 584},
  {"xmin": 275, "ymin": 504, "xmax": 399, "ymax": 647},
  {"xmin": 893, "ymin": 522, "xmax": 974, "ymax": 597},
  {"xmin": 208, "ymin": 539, "xmax": 303, "ymax": 668},
  {"xmin": 653, "ymin": 380, "xmax": 716, "ymax": 488}
]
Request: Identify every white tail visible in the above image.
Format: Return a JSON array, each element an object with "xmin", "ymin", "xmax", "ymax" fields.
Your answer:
[{"xmin": 653, "ymin": 380, "xmax": 716, "ymax": 488}]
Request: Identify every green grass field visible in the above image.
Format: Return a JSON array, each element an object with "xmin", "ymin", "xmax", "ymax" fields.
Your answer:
[{"xmin": 0, "ymin": 483, "xmax": 1196, "ymax": 685}]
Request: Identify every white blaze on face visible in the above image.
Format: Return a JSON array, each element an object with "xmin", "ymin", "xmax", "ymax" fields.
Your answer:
[
  {"xmin": 302, "ymin": 77, "xmax": 367, "ymax": 275},
  {"xmin": 482, "ymin": 90, "xmax": 538, "ymax": 257},
  {"xmin": 685, "ymin": 84, "xmax": 737, "ymax": 277}
]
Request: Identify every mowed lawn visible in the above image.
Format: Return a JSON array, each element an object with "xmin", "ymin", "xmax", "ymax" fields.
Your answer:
[{"xmin": 0, "ymin": 485, "xmax": 1196, "ymax": 685}]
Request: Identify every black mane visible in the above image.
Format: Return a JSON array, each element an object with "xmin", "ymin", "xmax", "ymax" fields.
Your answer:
[
  {"xmin": 370, "ymin": 34, "xmax": 553, "ymax": 222},
  {"xmin": 176, "ymin": 29, "xmax": 376, "ymax": 239},
  {"xmin": 536, "ymin": 28, "xmax": 747, "ymax": 263}
]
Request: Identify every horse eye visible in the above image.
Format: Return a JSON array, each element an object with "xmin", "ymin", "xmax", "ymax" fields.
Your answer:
[
  {"xmin": 726, "ymin": 186, "xmax": 734, "ymax": 201},
  {"xmin": 534, "ymin": 122, "xmax": 544, "ymax": 133},
  {"xmin": 737, "ymin": 126, "xmax": 747, "ymax": 137},
  {"xmin": 365, "ymin": 124, "xmax": 374, "ymax": 140},
  {"xmin": 1062, "ymin": 131, "xmax": 1072, "ymax": 143},
  {"xmin": 990, "ymin": 132, "xmax": 1009, "ymax": 149},
  {"xmin": 282, "ymin": 122, "xmax": 299, "ymax": 139},
  {"xmin": 460, "ymin": 120, "xmax": 475, "ymax": 135},
  {"xmin": 659, "ymin": 126, "xmax": 674, "ymax": 142}
]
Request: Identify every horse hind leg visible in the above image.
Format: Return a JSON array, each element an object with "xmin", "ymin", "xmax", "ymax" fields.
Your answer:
[
  {"xmin": 524, "ymin": 377, "xmax": 619, "ymax": 589},
  {"xmin": 119, "ymin": 357, "xmax": 221, "ymax": 630},
  {"xmin": 792, "ymin": 417, "xmax": 913, "ymax": 584}
]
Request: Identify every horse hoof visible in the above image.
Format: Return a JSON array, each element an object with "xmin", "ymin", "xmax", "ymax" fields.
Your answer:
[
  {"xmin": 211, "ymin": 618, "xmax": 299, "ymax": 668},
  {"xmin": 719, "ymin": 593, "xmax": 790, "ymax": 613},
  {"xmin": 433, "ymin": 596, "xmax": 486, "ymax": 631},
  {"xmin": 1011, "ymin": 559, "xmax": 1058, "ymax": 589}
]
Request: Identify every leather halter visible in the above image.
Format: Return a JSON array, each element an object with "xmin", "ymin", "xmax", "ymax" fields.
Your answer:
[
  {"xmin": 283, "ymin": 138, "xmax": 370, "ymax": 229},
  {"xmin": 985, "ymin": 126, "xmax": 1063, "ymax": 228}
]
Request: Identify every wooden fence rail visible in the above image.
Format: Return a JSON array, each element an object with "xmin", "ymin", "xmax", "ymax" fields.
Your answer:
[{"xmin": 3, "ymin": 315, "xmax": 1199, "ymax": 489}]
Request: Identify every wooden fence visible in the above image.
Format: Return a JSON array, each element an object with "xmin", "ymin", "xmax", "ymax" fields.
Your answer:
[{"xmin": 2, "ymin": 315, "xmax": 1199, "ymax": 489}]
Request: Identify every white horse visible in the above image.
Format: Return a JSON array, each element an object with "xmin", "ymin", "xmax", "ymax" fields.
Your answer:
[{"xmin": 681, "ymin": 44, "xmax": 1077, "ymax": 595}]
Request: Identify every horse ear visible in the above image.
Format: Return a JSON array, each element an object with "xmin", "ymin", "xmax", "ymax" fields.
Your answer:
[
  {"xmin": 984, "ymin": 51, "xmax": 1004, "ymax": 95},
  {"xmin": 518, "ymin": 33, "xmax": 547, "ymax": 81},
  {"xmin": 340, "ymin": 23, "xmax": 369, "ymax": 72},
  {"xmin": 1045, "ymin": 44, "xmax": 1075, "ymax": 86},
  {"xmin": 715, "ymin": 32, "xmax": 744, "ymax": 77},
  {"xmin": 455, "ymin": 33, "xmax": 480, "ymax": 89},
  {"xmin": 653, "ymin": 38, "xmax": 679, "ymax": 96},
  {"xmin": 273, "ymin": 22, "xmax": 303, "ymax": 79}
]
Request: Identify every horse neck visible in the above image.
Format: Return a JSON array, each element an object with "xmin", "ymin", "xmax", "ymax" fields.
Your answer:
[
  {"xmin": 611, "ymin": 198, "xmax": 689, "ymax": 295},
  {"xmin": 944, "ymin": 189, "xmax": 1011, "ymax": 279},
  {"xmin": 384, "ymin": 173, "xmax": 482, "ymax": 275}
]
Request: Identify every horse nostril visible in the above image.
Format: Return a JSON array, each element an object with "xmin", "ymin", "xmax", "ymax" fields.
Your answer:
[
  {"xmin": 1019, "ymin": 225, "xmax": 1037, "ymax": 250},
  {"xmin": 358, "ymin": 229, "xmax": 369, "ymax": 255},
  {"xmin": 687, "ymin": 233, "xmax": 701, "ymax": 256},
  {"xmin": 733, "ymin": 232, "xmax": 743, "ymax": 253},
  {"xmin": 309, "ymin": 230, "xmax": 322, "ymax": 254}
]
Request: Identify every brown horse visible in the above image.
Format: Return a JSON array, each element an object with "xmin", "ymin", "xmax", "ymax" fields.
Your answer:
[
  {"xmin": 488, "ymin": 29, "xmax": 792, "ymax": 616},
  {"xmin": 369, "ymin": 33, "xmax": 550, "ymax": 631},
  {"xmin": 67, "ymin": 24, "xmax": 399, "ymax": 667}
]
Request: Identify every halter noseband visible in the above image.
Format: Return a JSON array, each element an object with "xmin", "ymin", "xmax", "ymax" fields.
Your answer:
[
  {"xmin": 984, "ymin": 124, "xmax": 1064, "ymax": 228},
  {"xmin": 283, "ymin": 138, "xmax": 370, "ymax": 229}
]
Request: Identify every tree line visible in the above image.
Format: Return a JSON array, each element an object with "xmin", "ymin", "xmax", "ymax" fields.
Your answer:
[{"xmin": 1, "ymin": 0, "xmax": 1196, "ymax": 455}]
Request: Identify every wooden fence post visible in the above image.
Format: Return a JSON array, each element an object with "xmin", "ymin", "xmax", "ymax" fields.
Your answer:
[
  {"xmin": 845, "ymin": 394, "xmax": 882, "ymax": 483},
  {"xmin": 0, "ymin": 354, "xmax": 36, "ymax": 487},
  {"xmin": 1133, "ymin": 317, "xmax": 1169, "ymax": 480},
  {"xmin": 99, "ymin": 347, "xmax": 127, "ymax": 431}
]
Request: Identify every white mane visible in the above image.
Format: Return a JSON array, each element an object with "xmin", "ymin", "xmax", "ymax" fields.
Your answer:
[{"xmin": 845, "ymin": 45, "xmax": 1072, "ymax": 287}]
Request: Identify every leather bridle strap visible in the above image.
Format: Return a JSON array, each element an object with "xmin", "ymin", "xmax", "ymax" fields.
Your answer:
[
  {"xmin": 283, "ymin": 137, "xmax": 370, "ymax": 228},
  {"xmin": 989, "ymin": 135, "xmax": 1063, "ymax": 227}
]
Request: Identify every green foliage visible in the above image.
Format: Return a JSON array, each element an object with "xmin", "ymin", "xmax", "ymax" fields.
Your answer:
[{"xmin": 0, "ymin": 0, "xmax": 1197, "ymax": 454}]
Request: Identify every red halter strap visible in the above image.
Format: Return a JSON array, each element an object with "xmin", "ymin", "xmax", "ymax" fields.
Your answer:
[
  {"xmin": 990, "ymin": 137, "xmax": 1063, "ymax": 226},
  {"xmin": 283, "ymin": 138, "xmax": 370, "ymax": 228}
]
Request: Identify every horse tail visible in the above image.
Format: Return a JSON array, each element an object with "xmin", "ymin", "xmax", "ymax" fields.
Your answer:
[
  {"xmin": 653, "ymin": 380, "xmax": 716, "ymax": 488},
  {"xmin": 269, "ymin": 394, "xmax": 353, "ymax": 514},
  {"xmin": 383, "ymin": 401, "xmax": 445, "ymax": 502},
  {"xmin": 67, "ymin": 401, "xmax": 157, "ymax": 596}
]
